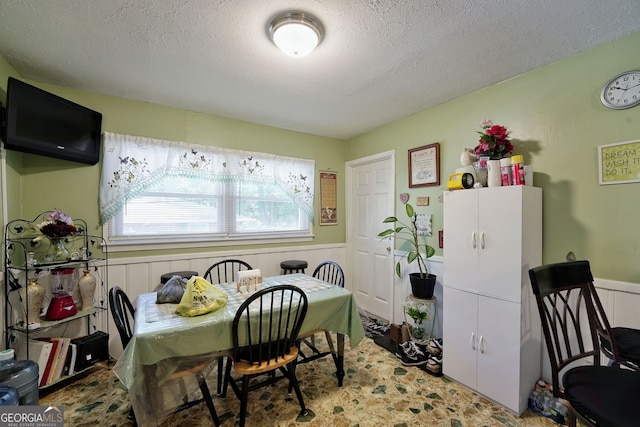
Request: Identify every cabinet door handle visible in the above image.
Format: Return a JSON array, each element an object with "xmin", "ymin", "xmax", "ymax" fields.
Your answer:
[
  {"xmin": 480, "ymin": 232, "xmax": 485, "ymax": 249},
  {"xmin": 470, "ymin": 332, "xmax": 476, "ymax": 350},
  {"xmin": 471, "ymin": 232, "xmax": 476, "ymax": 249},
  {"xmin": 479, "ymin": 335, "xmax": 485, "ymax": 354}
]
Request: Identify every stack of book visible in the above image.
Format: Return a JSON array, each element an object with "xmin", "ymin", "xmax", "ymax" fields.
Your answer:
[{"xmin": 17, "ymin": 337, "xmax": 79, "ymax": 387}]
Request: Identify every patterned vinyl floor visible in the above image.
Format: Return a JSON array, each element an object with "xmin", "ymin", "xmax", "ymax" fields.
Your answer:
[{"xmin": 40, "ymin": 336, "xmax": 559, "ymax": 426}]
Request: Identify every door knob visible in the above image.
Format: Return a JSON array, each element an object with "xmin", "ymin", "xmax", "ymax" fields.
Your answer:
[{"xmin": 386, "ymin": 247, "xmax": 391, "ymax": 253}]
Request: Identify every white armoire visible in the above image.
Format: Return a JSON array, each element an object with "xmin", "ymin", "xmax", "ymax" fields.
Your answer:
[{"xmin": 442, "ymin": 185, "xmax": 542, "ymax": 415}]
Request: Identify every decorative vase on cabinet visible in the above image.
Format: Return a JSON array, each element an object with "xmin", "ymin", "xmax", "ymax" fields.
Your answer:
[
  {"xmin": 78, "ymin": 270, "xmax": 97, "ymax": 310},
  {"xmin": 486, "ymin": 159, "xmax": 502, "ymax": 187}
]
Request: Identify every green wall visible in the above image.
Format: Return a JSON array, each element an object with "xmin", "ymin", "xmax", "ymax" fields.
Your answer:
[
  {"xmin": 3, "ymin": 31, "xmax": 640, "ymax": 282},
  {"xmin": 346, "ymin": 31, "xmax": 640, "ymax": 283},
  {"xmin": 0, "ymin": 82, "xmax": 346, "ymax": 258},
  {"xmin": 0, "ymin": 56, "xmax": 22, "ymax": 229}
]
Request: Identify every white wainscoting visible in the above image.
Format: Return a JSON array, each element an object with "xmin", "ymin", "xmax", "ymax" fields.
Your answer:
[{"xmin": 106, "ymin": 244, "xmax": 346, "ymax": 358}]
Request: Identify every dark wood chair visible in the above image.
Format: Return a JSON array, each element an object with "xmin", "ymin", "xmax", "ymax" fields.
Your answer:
[
  {"xmin": 529, "ymin": 261, "xmax": 640, "ymax": 427},
  {"xmin": 109, "ymin": 286, "xmax": 220, "ymax": 426},
  {"xmin": 204, "ymin": 259, "xmax": 253, "ymax": 284},
  {"xmin": 222, "ymin": 284, "xmax": 309, "ymax": 427},
  {"xmin": 586, "ymin": 280, "xmax": 640, "ymax": 371},
  {"xmin": 296, "ymin": 261, "xmax": 344, "ymax": 365},
  {"xmin": 203, "ymin": 259, "xmax": 253, "ymax": 394}
]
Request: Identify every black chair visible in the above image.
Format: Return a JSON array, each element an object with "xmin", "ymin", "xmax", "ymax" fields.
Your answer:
[
  {"xmin": 563, "ymin": 254, "xmax": 640, "ymax": 371},
  {"xmin": 222, "ymin": 285, "xmax": 309, "ymax": 427},
  {"xmin": 529, "ymin": 261, "xmax": 640, "ymax": 427},
  {"xmin": 109, "ymin": 286, "xmax": 220, "ymax": 426},
  {"xmin": 204, "ymin": 259, "xmax": 253, "ymax": 284},
  {"xmin": 587, "ymin": 283, "xmax": 640, "ymax": 371},
  {"xmin": 203, "ymin": 259, "xmax": 253, "ymax": 394},
  {"xmin": 296, "ymin": 261, "xmax": 344, "ymax": 365}
]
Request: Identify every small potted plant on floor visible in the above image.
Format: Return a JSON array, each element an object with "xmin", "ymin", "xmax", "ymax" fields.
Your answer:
[
  {"xmin": 403, "ymin": 297, "xmax": 436, "ymax": 343},
  {"xmin": 378, "ymin": 197, "xmax": 436, "ymax": 299}
]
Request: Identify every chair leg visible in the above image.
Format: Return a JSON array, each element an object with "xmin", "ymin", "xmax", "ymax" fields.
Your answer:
[
  {"xmin": 127, "ymin": 407, "xmax": 137, "ymax": 426},
  {"xmin": 239, "ymin": 375, "xmax": 251, "ymax": 427},
  {"xmin": 568, "ymin": 408, "xmax": 577, "ymax": 427},
  {"xmin": 216, "ymin": 356, "xmax": 224, "ymax": 395},
  {"xmin": 196, "ymin": 372, "xmax": 220, "ymax": 427},
  {"xmin": 285, "ymin": 362, "xmax": 308, "ymax": 417},
  {"xmin": 221, "ymin": 357, "xmax": 233, "ymax": 398}
]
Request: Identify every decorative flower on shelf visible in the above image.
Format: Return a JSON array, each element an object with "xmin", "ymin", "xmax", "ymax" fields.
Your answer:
[
  {"xmin": 37, "ymin": 210, "xmax": 77, "ymax": 238},
  {"xmin": 474, "ymin": 119, "xmax": 514, "ymax": 160}
]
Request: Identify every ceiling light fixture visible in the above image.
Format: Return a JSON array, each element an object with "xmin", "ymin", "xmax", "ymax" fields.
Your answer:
[{"xmin": 268, "ymin": 11, "xmax": 324, "ymax": 57}]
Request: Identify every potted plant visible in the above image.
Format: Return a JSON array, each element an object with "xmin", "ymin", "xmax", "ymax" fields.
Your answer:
[
  {"xmin": 403, "ymin": 296, "xmax": 437, "ymax": 343},
  {"xmin": 378, "ymin": 200, "xmax": 436, "ymax": 299}
]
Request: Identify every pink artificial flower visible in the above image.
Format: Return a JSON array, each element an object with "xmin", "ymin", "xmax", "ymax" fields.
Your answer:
[{"xmin": 480, "ymin": 119, "xmax": 493, "ymax": 129}]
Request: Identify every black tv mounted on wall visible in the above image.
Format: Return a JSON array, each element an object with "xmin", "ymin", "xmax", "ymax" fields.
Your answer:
[{"xmin": 1, "ymin": 77, "xmax": 102, "ymax": 165}]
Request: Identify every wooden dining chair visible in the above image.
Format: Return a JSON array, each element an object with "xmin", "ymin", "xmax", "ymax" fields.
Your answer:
[
  {"xmin": 203, "ymin": 259, "xmax": 253, "ymax": 394},
  {"xmin": 586, "ymin": 281, "xmax": 640, "ymax": 371},
  {"xmin": 529, "ymin": 261, "xmax": 640, "ymax": 427},
  {"xmin": 221, "ymin": 284, "xmax": 309, "ymax": 427},
  {"xmin": 203, "ymin": 259, "xmax": 253, "ymax": 284},
  {"xmin": 296, "ymin": 261, "xmax": 344, "ymax": 365},
  {"xmin": 109, "ymin": 286, "xmax": 220, "ymax": 426}
]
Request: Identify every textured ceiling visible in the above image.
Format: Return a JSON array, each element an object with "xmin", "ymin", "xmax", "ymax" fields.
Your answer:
[{"xmin": 0, "ymin": 0, "xmax": 639, "ymax": 139}]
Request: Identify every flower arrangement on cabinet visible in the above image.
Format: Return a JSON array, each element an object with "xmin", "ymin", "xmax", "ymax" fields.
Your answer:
[
  {"xmin": 473, "ymin": 119, "xmax": 514, "ymax": 160},
  {"xmin": 37, "ymin": 210, "xmax": 77, "ymax": 238}
]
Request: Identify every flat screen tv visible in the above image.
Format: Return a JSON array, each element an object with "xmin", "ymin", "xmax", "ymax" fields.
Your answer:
[{"xmin": 2, "ymin": 77, "xmax": 102, "ymax": 165}]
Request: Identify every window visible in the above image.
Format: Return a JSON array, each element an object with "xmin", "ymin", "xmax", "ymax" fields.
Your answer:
[{"xmin": 100, "ymin": 133, "xmax": 314, "ymax": 249}]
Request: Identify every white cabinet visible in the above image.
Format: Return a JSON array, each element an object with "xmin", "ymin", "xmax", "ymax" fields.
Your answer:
[{"xmin": 442, "ymin": 186, "xmax": 541, "ymax": 415}]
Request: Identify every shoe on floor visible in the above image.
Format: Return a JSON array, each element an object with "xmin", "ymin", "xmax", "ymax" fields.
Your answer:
[
  {"xmin": 395, "ymin": 341, "xmax": 412, "ymax": 358},
  {"xmin": 397, "ymin": 341, "xmax": 429, "ymax": 366},
  {"xmin": 426, "ymin": 338, "xmax": 443, "ymax": 356},
  {"xmin": 425, "ymin": 354, "xmax": 442, "ymax": 374},
  {"xmin": 395, "ymin": 340, "xmax": 426, "ymax": 358}
]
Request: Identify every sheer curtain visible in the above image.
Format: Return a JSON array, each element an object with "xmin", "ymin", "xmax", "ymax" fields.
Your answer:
[{"xmin": 99, "ymin": 132, "xmax": 315, "ymax": 225}]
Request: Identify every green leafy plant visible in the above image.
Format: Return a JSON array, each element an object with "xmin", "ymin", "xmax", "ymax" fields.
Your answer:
[
  {"xmin": 404, "ymin": 305, "xmax": 429, "ymax": 324},
  {"xmin": 378, "ymin": 202, "xmax": 435, "ymax": 278}
]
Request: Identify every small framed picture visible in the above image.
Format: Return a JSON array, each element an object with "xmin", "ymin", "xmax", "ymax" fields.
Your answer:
[{"xmin": 408, "ymin": 143, "xmax": 440, "ymax": 188}]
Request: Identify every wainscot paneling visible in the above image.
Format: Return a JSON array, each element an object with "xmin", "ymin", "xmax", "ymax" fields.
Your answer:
[{"xmin": 106, "ymin": 244, "xmax": 346, "ymax": 358}]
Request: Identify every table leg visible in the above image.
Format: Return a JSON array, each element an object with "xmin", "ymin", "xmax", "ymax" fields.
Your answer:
[
  {"xmin": 336, "ymin": 333, "xmax": 345, "ymax": 387},
  {"xmin": 129, "ymin": 364, "xmax": 159, "ymax": 426}
]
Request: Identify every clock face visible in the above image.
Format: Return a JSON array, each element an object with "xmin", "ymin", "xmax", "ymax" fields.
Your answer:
[{"xmin": 601, "ymin": 70, "xmax": 640, "ymax": 109}]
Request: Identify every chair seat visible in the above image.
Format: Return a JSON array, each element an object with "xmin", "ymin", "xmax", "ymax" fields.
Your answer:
[
  {"xmin": 233, "ymin": 347, "xmax": 299, "ymax": 375},
  {"xmin": 602, "ymin": 327, "xmax": 640, "ymax": 365},
  {"xmin": 563, "ymin": 366, "xmax": 640, "ymax": 426},
  {"xmin": 160, "ymin": 271, "xmax": 198, "ymax": 284},
  {"xmin": 280, "ymin": 260, "xmax": 308, "ymax": 274}
]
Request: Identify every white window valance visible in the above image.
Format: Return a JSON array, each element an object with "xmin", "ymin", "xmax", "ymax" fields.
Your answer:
[{"xmin": 99, "ymin": 132, "xmax": 315, "ymax": 225}]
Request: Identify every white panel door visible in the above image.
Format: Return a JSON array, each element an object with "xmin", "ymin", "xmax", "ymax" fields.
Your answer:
[{"xmin": 346, "ymin": 151, "xmax": 395, "ymax": 320}]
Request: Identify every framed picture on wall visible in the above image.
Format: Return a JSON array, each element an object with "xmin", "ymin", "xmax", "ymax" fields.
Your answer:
[
  {"xmin": 409, "ymin": 143, "xmax": 440, "ymax": 187},
  {"xmin": 319, "ymin": 171, "xmax": 338, "ymax": 225}
]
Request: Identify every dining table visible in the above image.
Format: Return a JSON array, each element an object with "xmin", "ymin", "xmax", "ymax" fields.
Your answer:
[{"xmin": 112, "ymin": 273, "xmax": 366, "ymax": 426}]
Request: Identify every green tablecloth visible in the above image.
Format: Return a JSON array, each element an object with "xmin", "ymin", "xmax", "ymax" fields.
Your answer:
[{"xmin": 112, "ymin": 274, "xmax": 365, "ymax": 426}]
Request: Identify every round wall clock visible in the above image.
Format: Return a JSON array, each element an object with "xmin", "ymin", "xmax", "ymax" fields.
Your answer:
[{"xmin": 600, "ymin": 70, "xmax": 640, "ymax": 110}]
